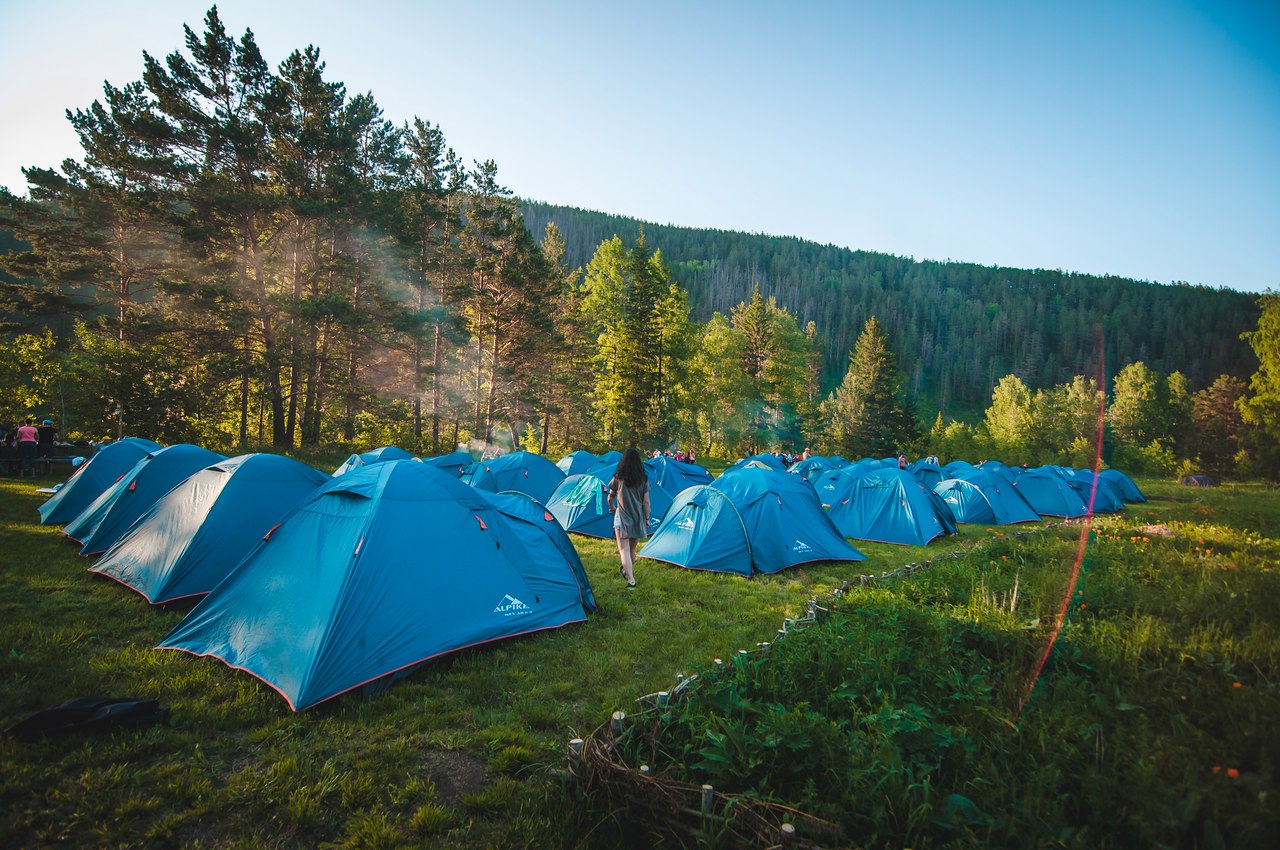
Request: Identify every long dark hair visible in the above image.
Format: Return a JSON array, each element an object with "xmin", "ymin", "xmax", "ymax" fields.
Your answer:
[{"xmin": 614, "ymin": 447, "xmax": 646, "ymax": 487}]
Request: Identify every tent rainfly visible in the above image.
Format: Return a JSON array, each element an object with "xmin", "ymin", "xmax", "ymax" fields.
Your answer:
[
  {"xmin": 461, "ymin": 451, "xmax": 566, "ymax": 504},
  {"xmin": 157, "ymin": 460, "xmax": 594, "ymax": 711},
  {"xmin": 37, "ymin": 437, "xmax": 162, "ymax": 526},
  {"xmin": 641, "ymin": 466, "xmax": 865, "ymax": 576},
  {"xmin": 826, "ymin": 468, "xmax": 958, "ymax": 546},
  {"xmin": 89, "ymin": 454, "xmax": 329, "ymax": 603},
  {"xmin": 62, "ymin": 444, "xmax": 227, "ymax": 556},
  {"xmin": 333, "ymin": 445, "xmax": 414, "ymax": 476}
]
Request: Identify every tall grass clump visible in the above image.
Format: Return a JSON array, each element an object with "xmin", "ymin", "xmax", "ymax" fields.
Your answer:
[{"xmin": 577, "ymin": 486, "xmax": 1279, "ymax": 849}]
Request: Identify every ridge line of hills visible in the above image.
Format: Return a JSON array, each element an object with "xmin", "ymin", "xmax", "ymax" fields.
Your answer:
[{"xmin": 521, "ymin": 200, "xmax": 1260, "ymax": 416}]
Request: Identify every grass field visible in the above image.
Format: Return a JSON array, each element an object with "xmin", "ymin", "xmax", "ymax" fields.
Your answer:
[{"xmin": 1, "ymin": 466, "xmax": 1276, "ymax": 848}]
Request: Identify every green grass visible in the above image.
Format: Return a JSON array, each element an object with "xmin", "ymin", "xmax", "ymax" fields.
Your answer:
[{"xmin": 1, "ymin": 467, "xmax": 1276, "ymax": 848}]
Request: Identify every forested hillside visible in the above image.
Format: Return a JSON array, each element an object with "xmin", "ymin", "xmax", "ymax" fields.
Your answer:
[
  {"xmin": 521, "ymin": 202, "xmax": 1260, "ymax": 414},
  {"xmin": 1, "ymin": 6, "xmax": 1271, "ymax": 472}
]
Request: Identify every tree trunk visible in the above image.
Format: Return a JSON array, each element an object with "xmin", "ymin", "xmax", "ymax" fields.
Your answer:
[
  {"xmin": 485, "ymin": 322, "xmax": 500, "ymax": 445},
  {"xmin": 239, "ymin": 330, "xmax": 251, "ymax": 448},
  {"xmin": 431, "ymin": 324, "xmax": 443, "ymax": 451},
  {"xmin": 285, "ymin": 233, "xmax": 303, "ymax": 447}
]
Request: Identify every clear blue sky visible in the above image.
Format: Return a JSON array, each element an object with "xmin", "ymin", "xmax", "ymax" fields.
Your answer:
[{"xmin": 2, "ymin": 0, "xmax": 1276, "ymax": 292}]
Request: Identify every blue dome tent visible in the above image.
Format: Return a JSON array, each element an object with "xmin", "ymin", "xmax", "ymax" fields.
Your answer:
[
  {"xmin": 942, "ymin": 460, "xmax": 979, "ymax": 479},
  {"xmin": 545, "ymin": 471, "xmax": 614, "ymax": 538},
  {"xmin": 547, "ymin": 456, "xmax": 711, "ymax": 539},
  {"xmin": 789, "ymin": 456, "xmax": 836, "ymax": 484},
  {"xmin": 62, "ymin": 444, "xmax": 227, "ymax": 556},
  {"xmin": 827, "ymin": 468, "xmax": 957, "ymax": 546},
  {"xmin": 37, "ymin": 437, "xmax": 162, "ymax": 526},
  {"xmin": 1060, "ymin": 469, "xmax": 1125, "ymax": 513},
  {"xmin": 908, "ymin": 458, "xmax": 944, "ymax": 489},
  {"xmin": 421, "ymin": 451, "xmax": 473, "ymax": 478},
  {"xmin": 933, "ymin": 470, "xmax": 1040, "ymax": 525},
  {"xmin": 89, "ymin": 454, "xmax": 329, "ymax": 603},
  {"xmin": 812, "ymin": 460, "xmax": 880, "ymax": 507},
  {"xmin": 333, "ymin": 445, "xmax": 414, "ymax": 476},
  {"xmin": 1099, "ymin": 468, "xmax": 1146, "ymax": 502},
  {"xmin": 724, "ymin": 453, "xmax": 787, "ymax": 474},
  {"xmin": 645, "ymin": 455, "xmax": 712, "ymax": 495},
  {"xmin": 641, "ymin": 467, "xmax": 865, "ymax": 577},
  {"xmin": 157, "ymin": 461, "xmax": 594, "ymax": 711},
  {"xmin": 461, "ymin": 451, "xmax": 566, "ymax": 504},
  {"xmin": 594, "ymin": 450, "xmax": 623, "ymax": 468},
  {"xmin": 1011, "ymin": 467, "xmax": 1090, "ymax": 518},
  {"xmin": 976, "ymin": 460, "xmax": 1019, "ymax": 483},
  {"xmin": 556, "ymin": 450, "xmax": 599, "ymax": 476}
]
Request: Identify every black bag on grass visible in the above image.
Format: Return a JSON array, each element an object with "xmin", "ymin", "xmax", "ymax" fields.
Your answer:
[{"xmin": 5, "ymin": 697, "xmax": 170, "ymax": 741}]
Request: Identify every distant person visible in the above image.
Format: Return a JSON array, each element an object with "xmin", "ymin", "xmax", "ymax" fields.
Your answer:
[
  {"xmin": 36, "ymin": 419, "xmax": 58, "ymax": 473},
  {"xmin": 897, "ymin": 454, "xmax": 908, "ymax": 469},
  {"xmin": 15, "ymin": 419, "xmax": 38, "ymax": 477},
  {"xmin": 607, "ymin": 447, "xmax": 650, "ymax": 589}
]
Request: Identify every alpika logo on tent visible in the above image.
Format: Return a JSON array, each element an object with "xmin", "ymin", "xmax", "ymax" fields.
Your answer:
[
  {"xmin": 494, "ymin": 594, "xmax": 532, "ymax": 617},
  {"xmin": 793, "ymin": 539, "xmax": 812, "ymax": 554},
  {"xmin": 676, "ymin": 516, "xmax": 696, "ymax": 531}
]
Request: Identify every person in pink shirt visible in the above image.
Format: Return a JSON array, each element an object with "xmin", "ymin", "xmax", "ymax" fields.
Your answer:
[{"xmin": 15, "ymin": 419, "xmax": 39, "ymax": 477}]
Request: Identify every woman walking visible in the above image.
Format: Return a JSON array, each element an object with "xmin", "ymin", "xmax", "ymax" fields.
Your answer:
[{"xmin": 608, "ymin": 447, "xmax": 650, "ymax": 588}]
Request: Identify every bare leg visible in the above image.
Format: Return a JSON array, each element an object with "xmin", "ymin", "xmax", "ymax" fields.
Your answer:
[{"xmin": 616, "ymin": 531, "xmax": 635, "ymax": 584}]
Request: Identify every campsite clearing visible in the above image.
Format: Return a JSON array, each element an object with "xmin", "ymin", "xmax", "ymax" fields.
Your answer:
[{"xmin": 2, "ymin": 471, "xmax": 1277, "ymax": 848}]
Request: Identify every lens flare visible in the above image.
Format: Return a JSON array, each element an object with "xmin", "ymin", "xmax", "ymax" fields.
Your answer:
[{"xmin": 1017, "ymin": 327, "xmax": 1106, "ymax": 717}]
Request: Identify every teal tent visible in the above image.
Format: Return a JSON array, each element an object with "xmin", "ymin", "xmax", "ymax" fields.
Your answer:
[
  {"xmin": 545, "ymin": 472, "xmax": 614, "ymax": 538},
  {"xmin": 645, "ymin": 456, "xmax": 712, "ymax": 497},
  {"xmin": 641, "ymin": 467, "xmax": 865, "ymax": 576},
  {"xmin": 547, "ymin": 457, "xmax": 710, "ymax": 539},
  {"xmin": 1060, "ymin": 468, "xmax": 1125, "ymax": 513},
  {"xmin": 789, "ymin": 456, "xmax": 836, "ymax": 483},
  {"xmin": 461, "ymin": 451, "xmax": 566, "ymax": 504},
  {"xmin": 933, "ymin": 470, "xmax": 1040, "ymax": 525},
  {"xmin": 89, "ymin": 454, "xmax": 329, "ymax": 603},
  {"xmin": 37, "ymin": 437, "xmax": 161, "ymax": 526},
  {"xmin": 157, "ymin": 460, "xmax": 594, "ymax": 711},
  {"xmin": 812, "ymin": 461, "xmax": 880, "ymax": 507},
  {"xmin": 421, "ymin": 451, "xmax": 473, "ymax": 478},
  {"xmin": 976, "ymin": 460, "xmax": 1018, "ymax": 483},
  {"xmin": 1099, "ymin": 468, "xmax": 1145, "ymax": 502},
  {"xmin": 908, "ymin": 459, "xmax": 944, "ymax": 489},
  {"xmin": 595, "ymin": 450, "xmax": 623, "ymax": 468},
  {"xmin": 725, "ymin": 453, "xmax": 787, "ymax": 474},
  {"xmin": 943, "ymin": 460, "xmax": 978, "ymax": 478},
  {"xmin": 62, "ymin": 444, "xmax": 227, "ymax": 556},
  {"xmin": 1010, "ymin": 467, "xmax": 1090, "ymax": 518},
  {"xmin": 827, "ymin": 468, "xmax": 957, "ymax": 546},
  {"xmin": 556, "ymin": 451, "xmax": 599, "ymax": 476},
  {"xmin": 333, "ymin": 446, "xmax": 414, "ymax": 476}
]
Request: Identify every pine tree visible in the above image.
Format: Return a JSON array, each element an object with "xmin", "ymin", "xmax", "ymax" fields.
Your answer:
[
  {"xmin": 580, "ymin": 229, "xmax": 689, "ymax": 447},
  {"xmin": 1239, "ymin": 293, "xmax": 1280, "ymax": 473},
  {"xmin": 1191, "ymin": 375, "xmax": 1247, "ymax": 476},
  {"xmin": 823, "ymin": 317, "xmax": 912, "ymax": 458}
]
